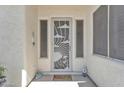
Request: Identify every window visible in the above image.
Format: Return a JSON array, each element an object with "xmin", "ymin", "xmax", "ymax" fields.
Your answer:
[
  {"xmin": 76, "ymin": 20, "xmax": 83, "ymax": 57},
  {"xmin": 109, "ymin": 6, "xmax": 124, "ymax": 60},
  {"xmin": 40, "ymin": 20, "xmax": 48, "ymax": 58},
  {"xmin": 93, "ymin": 5, "xmax": 108, "ymax": 56}
]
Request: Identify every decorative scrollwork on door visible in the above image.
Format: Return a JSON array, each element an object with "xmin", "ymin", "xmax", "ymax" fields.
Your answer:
[{"xmin": 53, "ymin": 20, "xmax": 71, "ymax": 70}]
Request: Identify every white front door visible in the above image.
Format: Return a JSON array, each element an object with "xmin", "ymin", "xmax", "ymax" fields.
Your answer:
[{"xmin": 52, "ymin": 17, "xmax": 72, "ymax": 71}]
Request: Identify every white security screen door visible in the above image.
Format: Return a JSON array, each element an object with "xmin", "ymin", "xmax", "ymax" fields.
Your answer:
[{"xmin": 52, "ymin": 17, "xmax": 72, "ymax": 71}]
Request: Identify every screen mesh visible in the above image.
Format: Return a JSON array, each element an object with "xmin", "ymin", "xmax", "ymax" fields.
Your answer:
[
  {"xmin": 40, "ymin": 20, "xmax": 48, "ymax": 57},
  {"xmin": 76, "ymin": 20, "xmax": 83, "ymax": 57},
  {"xmin": 93, "ymin": 5, "xmax": 108, "ymax": 56},
  {"xmin": 109, "ymin": 5, "xmax": 124, "ymax": 60}
]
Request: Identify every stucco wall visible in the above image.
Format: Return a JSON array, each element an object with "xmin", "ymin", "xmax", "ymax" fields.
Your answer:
[
  {"xmin": 0, "ymin": 6, "xmax": 25, "ymax": 86},
  {"xmin": 37, "ymin": 5, "xmax": 88, "ymax": 72},
  {"xmin": 86, "ymin": 6, "xmax": 124, "ymax": 86},
  {"xmin": 24, "ymin": 5, "xmax": 38, "ymax": 86},
  {"xmin": 0, "ymin": 5, "xmax": 38, "ymax": 87}
]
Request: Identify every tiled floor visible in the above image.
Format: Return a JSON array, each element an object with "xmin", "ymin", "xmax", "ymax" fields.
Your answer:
[{"xmin": 31, "ymin": 75, "xmax": 96, "ymax": 87}]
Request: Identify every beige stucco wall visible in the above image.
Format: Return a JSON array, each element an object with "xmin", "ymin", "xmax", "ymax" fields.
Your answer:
[
  {"xmin": 0, "ymin": 5, "xmax": 25, "ymax": 86},
  {"xmin": 86, "ymin": 6, "xmax": 124, "ymax": 86},
  {"xmin": 37, "ymin": 5, "xmax": 89, "ymax": 72},
  {"xmin": 23, "ymin": 5, "xmax": 38, "ymax": 86},
  {"xmin": 0, "ymin": 5, "xmax": 38, "ymax": 87}
]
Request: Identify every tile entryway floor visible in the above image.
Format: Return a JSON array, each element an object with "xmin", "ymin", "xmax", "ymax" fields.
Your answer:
[{"xmin": 29, "ymin": 75, "xmax": 96, "ymax": 87}]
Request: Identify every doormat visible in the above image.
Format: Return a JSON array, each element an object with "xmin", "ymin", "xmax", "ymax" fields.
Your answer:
[{"xmin": 53, "ymin": 75, "xmax": 72, "ymax": 81}]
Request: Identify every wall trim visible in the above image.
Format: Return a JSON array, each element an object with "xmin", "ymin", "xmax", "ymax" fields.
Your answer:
[
  {"xmin": 42, "ymin": 71, "xmax": 82, "ymax": 75},
  {"xmin": 87, "ymin": 74, "xmax": 98, "ymax": 87},
  {"xmin": 26, "ymin": 76, "xmax": 36, "ymax": 87}
]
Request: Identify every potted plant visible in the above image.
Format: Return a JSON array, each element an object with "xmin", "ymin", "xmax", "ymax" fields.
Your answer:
[{"xmin": 0, "ymin": 65, "xmax": 6, "ymax": 84}]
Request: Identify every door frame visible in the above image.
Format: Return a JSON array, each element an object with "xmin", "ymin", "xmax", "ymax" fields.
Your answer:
[
  {"xmin": 38, "ymin": 16, "xmax": 85, "ymax": 72},
  {"xmin": 51, "ymin": 17, "xmax": 73, "ymax": 72}
]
